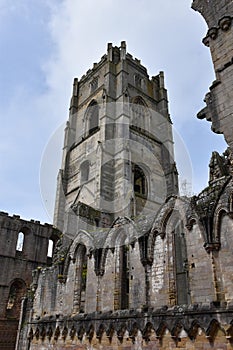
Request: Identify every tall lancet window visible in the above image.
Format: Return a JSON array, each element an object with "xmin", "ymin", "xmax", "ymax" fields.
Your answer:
[
  {"xmin": 73, "ymin": 244, "xmax": 88, "ymax": 314},
  {"xmin": 6, "ymin": 279, "xmax": 26, "ymax": 319},
  {"xmin": 86, "ymin": 100, "xmax": 99, "ymax": 136},
  {"xmin": 131, "ymin": 96, "xmax": 148, "ymax": 131},
  {"xmin": 131, "ymin": 163, "xmax": 148, "ymax": 217},
  {"xmin": 174, "ymin": 220, "xmax": 190, "ymax": 305},
  {"xmin": 119, "ymin": 245, "xmax": 130, "ymax": 309},
  {"xmin": 80, "ymin": 160, "xmax": 90, "ymax": 183},
  {"xmin": 133, "ymin": 164, "xmax": 147, "ymax": 197}
]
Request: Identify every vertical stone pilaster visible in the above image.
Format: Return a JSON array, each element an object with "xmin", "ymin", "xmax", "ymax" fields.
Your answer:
[
  {"xmin": 113, "ymin": 246, "xmax": 120, "ymax": 310},
  {"xmin": 144, "ymin": 264, "xmax": 152, "ymax": 308},
  {"xmin": 96, "ymin": 276, "xmax": 101, "ymax": 312},
  {"xmin": 73, "ymin": 262, "xmax": 82, "ymax": 314},
  {"xmin": 168, "ymin": 230, "xmax": 176, "ymax": 306},
  {"xmin": 211, "ymin": 251, "xmax": 225, "ymax": 302}
]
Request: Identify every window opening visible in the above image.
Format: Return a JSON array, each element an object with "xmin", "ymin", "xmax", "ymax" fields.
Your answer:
[
  {"xmin": 6, "ymin": 280, "xmax": 26, "ymax": 319},
  {"xmin": 47, "ymin": 239, "xmax": 54, "ymax": 258},
  {"xmin": 80, "ymin": 160, "xmax": 90, "ymax": 183},
  {"xmin": 16, "ymin": 232, "xmax": 24, "ymax": 251},
  {"xmin": 133, "ymin": 164, "xmax": 147, "ymax": 196},
  {"xmin": 88, "ymin": 102, "xmax": 99, "ymax": 135},
  {"xmin": 174, "ymin": 221, "xmax": 190, "ymax": 305},
  {"xmin": 120, "ymin": 245, "xmax": 129, "ymax": 309}
]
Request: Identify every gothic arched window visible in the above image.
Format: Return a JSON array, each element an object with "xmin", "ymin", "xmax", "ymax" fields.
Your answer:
[
  {"xmin": 131, "ymin": 163, "xmax": 148, "ymax": 217},
  {"xmin": 133, "ymin": 164, "xmax": 147, "ymax": 197},
  {"xmin": 6, "ymin": 279, "xmax": 27, "ymax": 319},
  {"xmin": 86, "ymin": 101, "xmax": 99, "ymax": 136},
  {"xmin": 80, "ymin": 160, "xmax": 90, "ymax": 183},
  {"xmin": 173, "ymin": 220, "xmax": 190, "ymax": 305},
  {"xmin": 131, "ymin": 96, "xmax": 149, "ymax": 131},
  {"xmin": 113, "ymin": 232, "xmax": 129, "ymax": 310}
]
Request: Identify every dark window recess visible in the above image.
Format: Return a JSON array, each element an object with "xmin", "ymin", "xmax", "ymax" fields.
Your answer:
[
  {"xmin": 6, "ymin": 280, "xmax": 27, "ymax": 319},
  {"xmin": 90, "ymin": 77, "xmax": 98, "ymax": 93},
  {"xmin": 120, "ymin": 245, "xmax": 129, "ymax": 309},
  {"xmin": 133, "ymin": 164, "xmax": 147, "ymax": 196},
  {"xmin": 88, "ymin": 102, "xmax": 99, "ymax": 135},
  {"xmin": 174, "ymin": 221, "xmax": 190, "ymax": 305},
  {"xmin": 80, "ymin": 160, "xmax": 90, "ymax": 183}
]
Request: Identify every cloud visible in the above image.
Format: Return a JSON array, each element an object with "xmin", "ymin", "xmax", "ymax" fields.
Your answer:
[{"xmin": 0, "ymin": 0, "xmax": 228, "ymax": 222}]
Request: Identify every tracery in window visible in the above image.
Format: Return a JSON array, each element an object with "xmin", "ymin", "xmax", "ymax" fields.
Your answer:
[
  {"xmin": 134, "ymin": 74, "xmax": 144, "ymax": 89},
  {"xmin": 90, "ymin": 77, "xmax": 98, "ymax": 93},
  {"xmin": 131, "ymin": 96, "xmax": 148, "ymax": 131}
]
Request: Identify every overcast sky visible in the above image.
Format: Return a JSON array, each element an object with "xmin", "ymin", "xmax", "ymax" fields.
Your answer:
[{"xmin": 0, "ymin": 0, "xmax": 227, "ymax": 224}]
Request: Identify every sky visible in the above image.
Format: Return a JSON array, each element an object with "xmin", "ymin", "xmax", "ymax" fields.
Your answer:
[{"xmin": 0, "ymin": 0, "xmax": 227, "ymax": 224}]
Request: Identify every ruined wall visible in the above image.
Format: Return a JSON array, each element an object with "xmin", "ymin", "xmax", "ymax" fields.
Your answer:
[
  {"xmin": 192, "ymin": 0, "xmax": 233, "ymax": 151},
  {"xmin": 24, "ymin": 173, "xmax": 233, "ymax": 348},
  {"xmin": 17, "ymin": 0, "xmax": 233, "ymax": 343},
  {"xmin": 0, "ymin": 212, "xmax": 59, "ymax": 350},
  {"xmin": 25, "ymin": 302, "xmax": 233, "ymax": 349}
]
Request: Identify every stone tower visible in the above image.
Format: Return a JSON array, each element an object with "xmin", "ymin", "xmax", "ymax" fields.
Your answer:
[
  {"xmin": 192, "ymin": 0, "xmax": 233, "ymax": 151},
  {"xmin": 54, "ymin": 42, "xmax": 178, "ymax": 241}
]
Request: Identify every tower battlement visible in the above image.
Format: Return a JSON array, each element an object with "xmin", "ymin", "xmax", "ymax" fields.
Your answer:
[{"xmin": 78, "ymin": 42, "xmax": 163, "ymax": 89}]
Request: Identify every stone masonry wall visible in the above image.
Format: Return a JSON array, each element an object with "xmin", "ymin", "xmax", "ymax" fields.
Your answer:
[
  {"xmin": 0, "ymin": 212, "xmax": 60, "ymax": 350},
  {"xmin": 192, "ymin": 0, "xmax": 233, "ymax": 150}
]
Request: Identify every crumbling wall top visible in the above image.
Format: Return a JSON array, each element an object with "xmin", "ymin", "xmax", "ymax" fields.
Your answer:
[{"xmin": 192, "ymin": 0, "xmax": 233, "ymax": 29}]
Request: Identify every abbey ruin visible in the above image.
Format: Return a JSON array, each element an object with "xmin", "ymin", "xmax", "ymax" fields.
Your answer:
[{"xmin": 1, "ymin": 1, "xmax": 233, "ymax": 349}]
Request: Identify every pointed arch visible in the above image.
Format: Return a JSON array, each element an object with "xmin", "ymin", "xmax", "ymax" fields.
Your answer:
[
  {"xmin": 213, "ymin": 207, "xmax": 228, "ymax": 244},
  {"xmin": 15, "ymin": 226, "xmax": 31, "ymax": 253},
  {"xmin": 130, "ymin": 96, "xmax": 150, "ymax": 132},
  {"xmin": 104, "ymin": 217, "xmax": 138, "ymax": 249},
  {"xmin": 85, "ymin": 100, "xmax": 99, "ymax": 136},
  {"xmin": 142, "ymin": 322, "xmax": 154, "ymax": 342},
  {"xmin": 206, "ymin": 319, "xmax": 225, "ymax": 343},
  {"xmin": 173, "ymin": 218, "xmax": 190, "ymax": 305},
  {"xmin": 111, "ymin": 229, "xmax": 130, "ymax": 310},
  {"xmin": 148, "ymin": 198, "xmax": 175, "ymax": 261},
  {"xmin": 188, "ymin": 320, "xmax": 203, "ymax": 341},
  {"xmin": 6, "ymin": 279, "xmax": 27, "ymax": 319},
  {"xmin": 69, "ymin": 229, "xmax": 94, "ymax": 261},
  {"xmin": 156, "ymin": 321, "xmax": 169, "ymax": 340}
]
